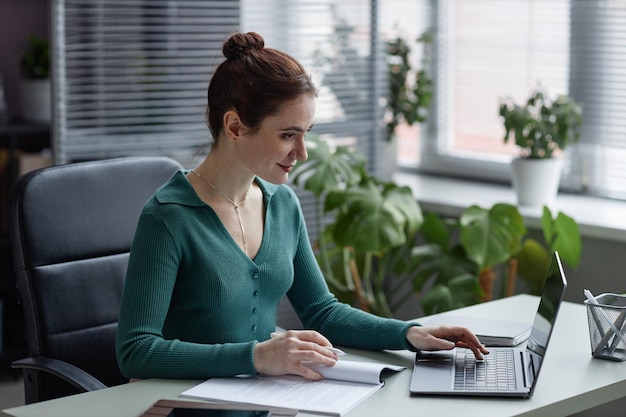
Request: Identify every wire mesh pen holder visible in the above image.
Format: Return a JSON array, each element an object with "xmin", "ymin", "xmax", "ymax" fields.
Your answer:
[{"xmin": 585, "ymin": 293, "xmax": 626, "ymax": 361}]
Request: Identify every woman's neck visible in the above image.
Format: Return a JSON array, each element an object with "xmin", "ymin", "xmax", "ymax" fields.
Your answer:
[{"xmin": 194, "ymin": 151, "xmax": 255, "ymax": 202}]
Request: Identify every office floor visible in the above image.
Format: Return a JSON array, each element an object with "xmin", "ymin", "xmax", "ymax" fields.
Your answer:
[{"xmin": 0, "ymin": 371, "xmax": 24, "ymax": 409}]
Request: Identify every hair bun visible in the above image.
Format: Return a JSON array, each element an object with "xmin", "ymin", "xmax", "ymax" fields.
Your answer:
[{"xmin": 223, "ymin": 32, "xmax": 265, "ymax": 60}]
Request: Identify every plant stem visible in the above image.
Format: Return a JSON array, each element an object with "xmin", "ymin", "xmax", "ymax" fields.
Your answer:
[
  {"xmin": 373, "ymin": 254, "xmax": 393, "ymax": 317},
  {"xmin": 504, "ymin": 259, "xmax": 518, "ymax": 297},
  {"xmin": 362, "ymin": 252, "xmax": 374, "ymax": 308},
  {"xmin": 315, "ymin": 196, "xmax": 333, "ymax": 279},
  {"xmin": 479, "ymin": 267, "xmax": 496, "ymax": 301},
  {"xmin": 349, "ymin": 254, "xmax": 370, "ymax": 312}
]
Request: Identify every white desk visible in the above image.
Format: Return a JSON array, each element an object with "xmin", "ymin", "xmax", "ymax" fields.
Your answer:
[{"xmin": 3, "ymin": 294, "xmax": 625, "ymax": 417}]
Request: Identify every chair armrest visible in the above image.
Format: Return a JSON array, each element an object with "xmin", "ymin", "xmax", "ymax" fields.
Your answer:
[{"xmin": 12, "ymin": 356, "xmax": 108, "ymax": 392}]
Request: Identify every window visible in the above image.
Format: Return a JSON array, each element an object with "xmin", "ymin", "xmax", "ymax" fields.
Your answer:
[
  {"xmin": 410, "ymin": 0, "xmax": 626, "ymax": 200},
  {"xmin": 417, "ymin": 0, "xmax": 571, "ymax": 182},
  {"xmin": 54, "ymin": 1, "xmax": 626, "ymax": 201}
]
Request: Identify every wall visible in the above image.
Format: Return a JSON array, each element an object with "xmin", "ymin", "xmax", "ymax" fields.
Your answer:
[
  {"xmin": 0, "ymin": 0, "xmax": 49, "ymax": 375},
  {"xmin": 564, "ymin": 234, "xmax": 626, "ymax": 303},
  {"xmin": 0, "ymin": 0, "xmax": 49, "ymax": 119}
]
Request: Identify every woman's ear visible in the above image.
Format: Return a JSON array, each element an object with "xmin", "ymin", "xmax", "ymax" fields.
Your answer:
[{"xmin": 223, "ymin": 110, "xmax": 243, "ymax": 142}]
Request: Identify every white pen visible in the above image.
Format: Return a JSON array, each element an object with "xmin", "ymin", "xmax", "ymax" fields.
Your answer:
[
  {"xmin": 584, "ymin": 289, "xmax": 626, "ymax": 352},
  {"xmin": 270, "ymin": 331, "xmax": 346, "ymax": 356}
]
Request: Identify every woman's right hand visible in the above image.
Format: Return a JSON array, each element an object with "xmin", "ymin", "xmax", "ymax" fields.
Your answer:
[{"xmin": 253, "ymin": 329, "xmax": 339, "ymax": 380}]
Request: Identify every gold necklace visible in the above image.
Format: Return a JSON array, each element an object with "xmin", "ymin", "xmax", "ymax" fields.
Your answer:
[{"xmin": 191, "ymin": 169, "xmax": 252, "ymax": 256}]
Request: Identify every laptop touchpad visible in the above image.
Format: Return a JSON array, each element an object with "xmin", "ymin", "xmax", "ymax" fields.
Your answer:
[
  {"xmin": 416, "ymin": 350, "xmax": 455, "ymax": 362},
  {"xmin": 412, "ymin": 350, "xmax": 455, "ymax": 390}
]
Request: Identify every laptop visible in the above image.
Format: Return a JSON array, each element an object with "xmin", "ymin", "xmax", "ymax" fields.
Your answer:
[{"xmin": 409, "ymin": 251, "xmax": 567, "ymax": 398}]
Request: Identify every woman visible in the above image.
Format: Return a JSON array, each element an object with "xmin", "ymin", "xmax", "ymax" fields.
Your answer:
[{"xmin": 116, "ymin": 32, "xmax": 488, "ymax": 381}]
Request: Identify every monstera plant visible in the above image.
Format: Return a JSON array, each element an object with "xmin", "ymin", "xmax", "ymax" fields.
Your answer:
[
  {"xmin": 409, "ymin": 204, "xmax": 581, "ymax": 314},
  {"xmin": 291, "ymin": 135, "xmax": 423, "ymax": 317},
  {"xmin": 292, "ymin": 135, "xmax": 582, "ymax": 317}
]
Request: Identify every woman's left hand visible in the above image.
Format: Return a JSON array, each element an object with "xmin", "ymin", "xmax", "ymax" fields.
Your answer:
[{"xmin": 406, "ymin": 325, "xmax": 490, "ymax": 359}]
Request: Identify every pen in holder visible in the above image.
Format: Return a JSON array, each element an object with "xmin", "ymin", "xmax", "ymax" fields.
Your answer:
[{"xmin": 584, "ymin": 291, "xmax": 626, "ymax": 361}]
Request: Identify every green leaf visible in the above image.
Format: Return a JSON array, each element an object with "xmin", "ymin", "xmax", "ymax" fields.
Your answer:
[
  {"xmin": 409, "ymin": 245, "xmax": 478, "ymax": 291},
  {"xmin": 541, "ymin": 206, "xmax": 555, "ymax": 245},
  {"xmin": 459, "ymin": 203, "xmax": 526, "ymax": 269},
  {"xmin": 420, "ymin": 285, "xmax": 454, "ymax": 315},
  {"xmin": 551, "ymin": 211, "xmax": 582, "ymax": 267},
  {"xmin": 325, "ymin": 180, "xmax": 422, "ymax": 253},
  {"xmin": 420, "ymin": 212, "xmax": 450, "ymax": 251},
  {"xmin": 291, "ymin": 135, "xmax": 364, "ymax": 197},
  {"xmin": 420, "ymin": 275, "xmax": 481, "ymax": 315},
  {"xmin": 515, "ymin": 238, "xmax": 552, "ymax": 294},
  {"xmin": 447, "ymin": 273, "xmax": 484, "ymax": 307},
  {"xmin": 540, "ymin": 207, "xmax": 582, "ymax": 268}
]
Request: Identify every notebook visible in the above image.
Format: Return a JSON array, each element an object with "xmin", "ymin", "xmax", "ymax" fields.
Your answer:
[{"xmin": 409, "ymin": 251, "xmax": 567, "ymax": 398}]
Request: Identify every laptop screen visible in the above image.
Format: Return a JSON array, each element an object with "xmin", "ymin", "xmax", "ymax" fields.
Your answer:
[{"xmin": 524, "ymin": 251, "xmax": 567, "ymax": 393}]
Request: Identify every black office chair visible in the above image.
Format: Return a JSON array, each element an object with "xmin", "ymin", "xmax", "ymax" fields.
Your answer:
[{"xmin": 8, "ymin": 156, "xmax": 183, "ymax": 404}]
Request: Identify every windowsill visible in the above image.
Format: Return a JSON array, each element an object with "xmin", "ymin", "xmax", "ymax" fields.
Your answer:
[{"xmin": 394, "ymin": 172, "xmax": 626, "ymax": 243}]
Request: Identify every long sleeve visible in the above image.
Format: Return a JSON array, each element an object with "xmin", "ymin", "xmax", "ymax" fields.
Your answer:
[
  {"xmin": 116, "ymin": 172, "xmax": 418, "ymax": 381},
  {"xmin": 286, "ymin": 197, "xmax": 418, "ymax": 351}
]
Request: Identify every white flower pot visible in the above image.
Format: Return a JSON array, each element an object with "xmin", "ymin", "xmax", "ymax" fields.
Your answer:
[
  {"xmin": 376, "ymin": 137, "xmax": 398, "ymax": 181},
  {"xmin": 511, "ymin": 158, "xmax": 563, "ymax": 207},
  {"xmin": 19, "ymin": 78, "xmax": 51, "ymax": 123}
]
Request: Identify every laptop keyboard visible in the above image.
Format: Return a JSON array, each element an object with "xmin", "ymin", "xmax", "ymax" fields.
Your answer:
[{"xmin": 454, "ymin": 349, "xmax": 517, "ymax": 391}]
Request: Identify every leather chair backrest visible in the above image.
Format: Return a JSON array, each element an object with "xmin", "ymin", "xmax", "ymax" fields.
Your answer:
[{"xmin": 9, "ymin": 156, "xmax": 183, "ymax": 395}]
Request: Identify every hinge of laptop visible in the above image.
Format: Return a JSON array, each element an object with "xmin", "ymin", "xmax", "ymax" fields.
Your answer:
[{"xmin": 521, "ymin": 351, "xmax": 534, "ymax": 389}]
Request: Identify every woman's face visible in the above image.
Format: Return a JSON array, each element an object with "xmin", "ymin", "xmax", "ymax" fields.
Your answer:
[{"xmin": 241, "ymin": 94, "xmax": 315, "ymax": 184}]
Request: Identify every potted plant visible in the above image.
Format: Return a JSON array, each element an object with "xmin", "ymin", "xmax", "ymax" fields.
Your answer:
[
  {"xmin": 19, "ymin": 34, "xmax": 51, "ymax": 123},
  {"xmin": 384, "ymin": 31, "xmax": 433, "ymax": 143},
  {"xmin": 377, "ymin": 31, "xmax": 433, "ymax": 180},
  {"xmin": 499, "ymin": 87, "xmax": 583, "ymax": 207}
]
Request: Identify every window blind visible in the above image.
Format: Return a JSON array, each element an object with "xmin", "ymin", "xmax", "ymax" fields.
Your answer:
[
  {"xmin": 243, "ymin": 0, "xmax": 382, "ymax": 156},
  {"xmin": 569, "ymin": 0, "xmax": 626, "ymax": 199},
  {"xmin": 53, "ymin": 0, "xmax": 383, "ymax": 240},
  {"xmin": 242, "ymin": 0, "xmax": 381, "ymax": 239},
  {"xmin": 53, "ymin": 0, "xmax": 240, "ymax": 166}
]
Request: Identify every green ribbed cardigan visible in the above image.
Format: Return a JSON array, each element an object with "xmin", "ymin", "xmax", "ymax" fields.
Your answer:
[{"xmin": 116, "ymin": 171, "xmax": 417, "ymax": 379}]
